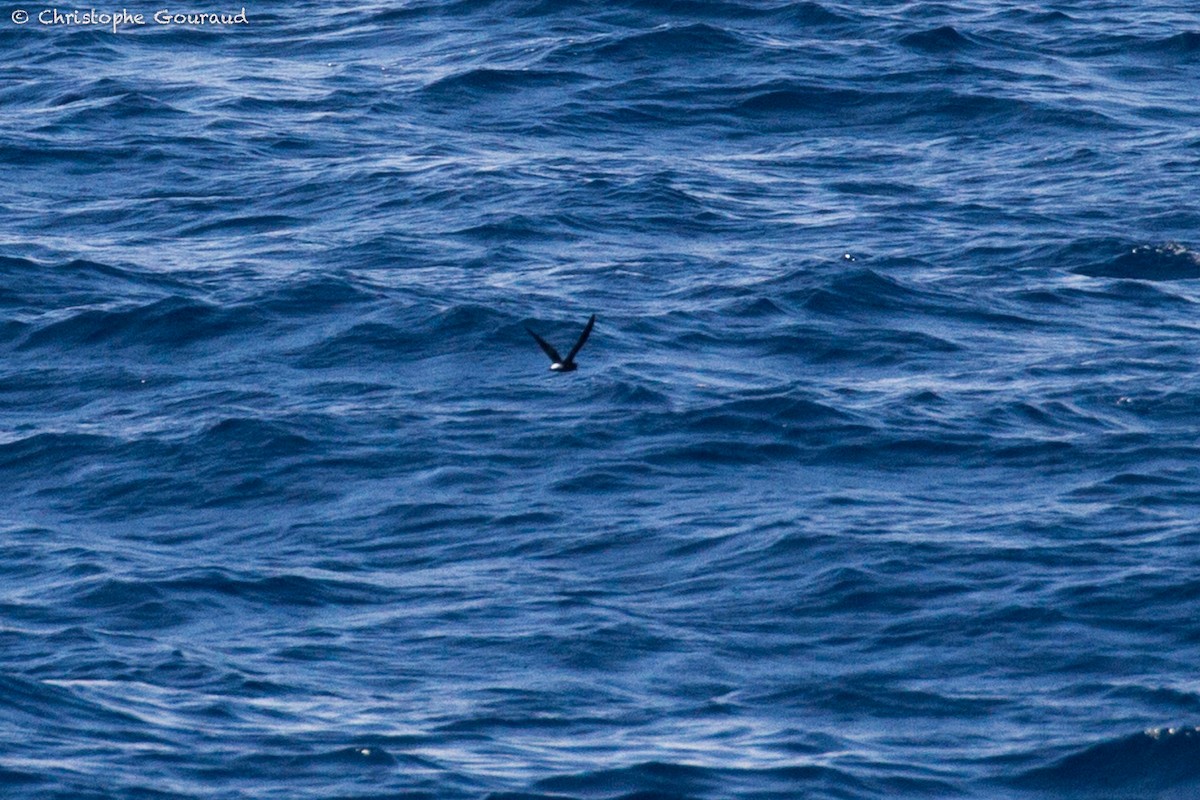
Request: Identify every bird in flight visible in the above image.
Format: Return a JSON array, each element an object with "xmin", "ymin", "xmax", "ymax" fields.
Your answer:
[{"xmin": 526, "ymin": 314, "xmax": 595, "ymax": 373}]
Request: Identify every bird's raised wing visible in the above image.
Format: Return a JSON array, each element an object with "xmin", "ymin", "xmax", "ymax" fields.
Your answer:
[
  {"xmin": 526, "ymin": 327, "xmax": 563, "ymax": 364},
  {"xmin": 565, "ymin": 314, "xmax": 596, "ymax": 365}
]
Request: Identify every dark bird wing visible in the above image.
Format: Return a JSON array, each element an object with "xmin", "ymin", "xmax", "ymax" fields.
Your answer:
[
  {"xmin": 565, "ymin": 314, "xmax": 596, "ymax": 365},
  {"xmin": 526, "ymin": 327, "xmax": 563, "ymax": 363}
]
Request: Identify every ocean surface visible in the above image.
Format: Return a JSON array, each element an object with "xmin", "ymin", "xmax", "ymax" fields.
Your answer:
[{"xmin": 2, "ymin": 1, "xmax": 1200, "ymax": 798}]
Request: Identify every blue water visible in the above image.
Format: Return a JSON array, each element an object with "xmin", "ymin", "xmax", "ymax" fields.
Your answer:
[{"xmin": 3, "ymin": 2, "xmax": 1200, "ymax": 798}]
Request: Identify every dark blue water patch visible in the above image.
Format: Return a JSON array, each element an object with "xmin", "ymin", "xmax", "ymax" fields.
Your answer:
[
  {"xmin": 780, "ymin": 268, "xmax": 932, "ymax": 313},
  {"xmin": 0, "ymin": 767, "xmax": 40, "ymax": 787},
  {"xmin": 681, "ymin": 392, "xmax": 854, "ymax": 432},
  {"xmin": 161, "ymin": 570, "xmax": 383, "ymax": 609},
  {"xmin": 526, "ymin": 759, "xmax": 936, "ymax": 800},
  {"xmin": 292, "ymin": 301, "xmax": 522, "ymax": 368},
  {"xmin": 775, "ymin": 675, "xmax": 1006, "ymax": 722},
  {"xmin": 0, "ymin": 432, "xmax": 117, "ymax": 474},
  {"xmin": 1069, "ymin": 242, "xmax": 1200, "ymax": 281},
  {"xmin": 800, "ymin": 327, "xmax": 962, "ymax": 366},
  {"xmin": 531, "ymin": 761, "xmax": 720, "ymax": 798},
  {"xmin": 723, "ymin": 295, "xmax": 788, "ymax": 317},
  {"xmin": 976, "ymin": 399, "xmax": 1111, "ymax": 436},
  {"xmin": 551, "ymin": 462, "xmax": 676, "ymax": 493},
  {"xmin": 209, "ymin": 86, "xmax": 386, "ymax": 119},
  {"xmin": 422, "ymin": 68, "xmax": 595, "ymax": 101},
  {"xmin": 579, "ymin": 170, "xmax": 712, "ymax": 218},
  {"xmin": 1043, "ymin": 281, "xmax": 1198, "ymax": 316},
  {"xmin": 0, "ymin": 135, "xmax": 171, "ymax": 173},
  {"xmin": 829, "ymin": 179, "xmax": 927, "ymax": 198},
  {"xmin": 777, "ymin": 267, "xmax": 1041, "ymax": 331},
  {"xmin": 766, "ymin": 1, "xmax": 855, "ymax": 27},
  {"xmin": 364, "ymin": 4, "xmax": 447, "ymax": 25},
  {"xmin": 373, "ymin": 501, "xmax": 495, "ymax": 538},
  {"xmin": 0, "ymin": 317, "xmax": 29, "ymax": 344},
  {"xmin": 590, "ymin": 389, "xmax": 874, "ymax": 468},
  {"xmin": 731, "ymin": 79, "xmax": 1119, "ymax": 133},
  {"xmin": 188, "ymin": 742, "xmax": 461, "ymax": 798},
  {"xmin": 587, "ymin": 22, "xmax": 748, "ymax": 61},
  {"xmin": 310, "ymin": 744, "xmax": 402, "ymax": 766},
  {"xmin": 1005, "ymin": 8, "xmax": 1074, "ymax": 26},
  {"xmin": 486, "ymin": 0, "xmax": 854, "ymax": 26},
  {"xmin": 584, "ymin": 379, "xmax": 672, "ymax": 406},
  {"xmin": 0, "ymin": 256, "xmax": 183, "ymax": 311},
  {"xmin": 1014, "ymin": 727, "xmax": 1200, "ymax": 796},
  {"xmin": 178, "ymin": 214, "xmax": 302, "ymax": 237},
  {"xmin": 899, "ymin": 25, "xmax": 978, "ymax": 53},
  {"xmin": 818, "ymin": 430, "xmax": 1001, "ymax": 469},
  {"xmin": 17, "ymin": 296, "xmax": 267, "ymax": 352},
  {"xmin": 60, "ymin": 90, "xmax": 189, "ymax": 125},
  {"xmin": 1152, "ymin": 30, "xmax": 1200, "ymax": 54},
  {"xmin": 69, "ymin": 578, "xmax": 190, "ymax": 631},
  {"xmin": 253, "ymin": 273, "xmax": 386, "ymax": 315},
  {"xmin": 625, "ymin": 0, "xmax": 849, "ymax": 24},
  {"xmin": 434, "ymin": 710, "xmax": 618, "ymax": 735},
  {"xmin": 734, "ymin": 82, "xmax": 877, "ymax": 118},
  {"xmin": 453, "ymin": 214, "xmax": 582, "ymax": 243},
  {"xmin": 195, "ymin": 417, "xmax": 315, "ymax": 460},
  {"xmin": 0, "ymin": 672, "xmax": 170, "ymax": 740},
  {"xmin": 1070, "ymin": 30, "xmax": 1200, "ymax": 61},
  {"xmin": 292, "ymin": 320, "xmax": 412, "ymax": 368},
  {"xmin": 1100, "ymin": 684, "xmax": 1200, "ymax": 715},
  {"xmin": 46, "ymin": 570, "xmax": 384, "ymax": 636}
]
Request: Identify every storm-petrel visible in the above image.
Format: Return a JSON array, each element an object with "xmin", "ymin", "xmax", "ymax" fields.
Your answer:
[{"xmin": 526, "ymin": 314, "xmax": 595, "ymax": 372}]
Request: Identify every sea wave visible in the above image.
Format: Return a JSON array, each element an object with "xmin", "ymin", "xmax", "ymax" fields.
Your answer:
[{"xmin": 4, "ymin": 1, "xmax": 1200, "ymax": 798}]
